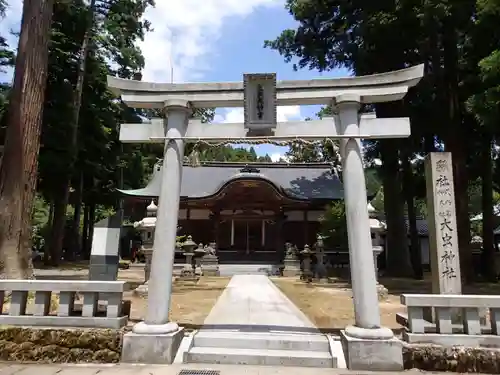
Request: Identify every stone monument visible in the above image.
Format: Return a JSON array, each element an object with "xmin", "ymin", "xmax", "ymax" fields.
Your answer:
[
  {"xmin": 133, "ymin": 200, "xmax": 157, "ymax": 297},
  {"xmin": 283, "ymin": 242, "xmax": 301, "ymax": 277},
  {"xmin": 108, "ymin": 64, "xmax": 424, "ymax": 369},
  {"xmin": 425, "ymin": 152, "xmax": 463, "ymax": 321},
  {"xmin": 425, "ymin": 152, "xmax": 462, "ymax": 295}
]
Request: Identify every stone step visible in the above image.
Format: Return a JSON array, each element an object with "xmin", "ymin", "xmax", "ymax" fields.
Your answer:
[
  {"xmin": 193, "ymin": 331, "xmax": 330, "ymax": 352},
  {"xmin": 184, "ymin": 346, "xmax": 336, "ymax": 368}
]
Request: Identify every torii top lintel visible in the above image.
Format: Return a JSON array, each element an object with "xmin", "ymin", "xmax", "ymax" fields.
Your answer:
[{"xmin": 107, "ymin": 64, "xmax": 424, "ymax": 109}]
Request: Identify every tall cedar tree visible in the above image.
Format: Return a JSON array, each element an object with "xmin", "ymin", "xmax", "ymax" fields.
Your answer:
[{"xmin": 0, "ymin": 0, "xmax": 54, "ymax": 278}]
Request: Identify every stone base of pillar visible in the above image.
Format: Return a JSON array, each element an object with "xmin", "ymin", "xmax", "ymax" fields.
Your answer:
[
  {"xmin": 340, "ymin": 329, "xmax": 403, "ymax": 371},
  {"xmin": 121, "ymin": 327, "xmax": 185, "ymax": 364},
  {"xmin": 134, "ymin": 281, "xmax": 149, "ymax": 297},
  {"xmin": 376, "ymin": 283, "xmax": 389, "ymax": 301}
]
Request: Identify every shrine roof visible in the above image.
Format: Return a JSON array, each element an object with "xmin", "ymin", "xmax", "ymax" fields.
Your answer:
[{"xmin": 118, "ymin": 161, "xmax": 343, "ymax": 201}]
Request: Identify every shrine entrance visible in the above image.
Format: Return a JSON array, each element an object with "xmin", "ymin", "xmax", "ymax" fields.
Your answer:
[
  {"xmin": 233, "ymin": 219, "xmax": 263, "ymax": 253},
  {"xmin": 212, "ymin": 177, "xmax": 286, "ymax": 264}
]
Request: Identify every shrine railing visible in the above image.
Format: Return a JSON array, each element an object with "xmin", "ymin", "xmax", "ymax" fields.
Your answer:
[
  {"xmin": 397, "ymin": 294, "xmax": 500, "ymax": 347},
  {"xmin": 0, "ymin": 280, "xmax": 130, "ymax": 329}
]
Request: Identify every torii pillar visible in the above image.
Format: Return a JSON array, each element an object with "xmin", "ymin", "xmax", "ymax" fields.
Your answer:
[{"xmin": 121, "ymin": 99, "xmax": 191, "ymax": 364}]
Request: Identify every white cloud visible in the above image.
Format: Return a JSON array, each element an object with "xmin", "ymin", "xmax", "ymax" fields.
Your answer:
[
  {"xmin": 138, "ymin": 0, "xmax": 282, "ymax": 82},
  {"xmin": 0, "ymin": 0, "xmax": 282, "ymax": 83},
  {"xmin": 0, "ymin": 1, "xmax": 22, "ymax": 46},
  {"xmin": 270, "ymin": 152, "xmax": 286, "ymax": 162}
]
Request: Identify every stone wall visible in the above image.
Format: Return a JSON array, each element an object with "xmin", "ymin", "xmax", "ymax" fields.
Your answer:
[
  {"xmin": 0, "ymin": 327, "xmax": 126, "ymax": 363},
  {"xmin": 403, "ymin": 344, "xmax": 500, "ymax": 374}
]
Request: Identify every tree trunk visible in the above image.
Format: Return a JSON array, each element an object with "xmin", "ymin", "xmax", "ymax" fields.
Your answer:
[
  {"xmin": 481, "ymin": 133, "xmax": 496, "ymax": 281},
  {"xmin": 86, "ymin": 202, "xmax": 96, "ymax": 257},
  {"xmin": 442, "ymin": 17, "xmax": 474, "ymax": 283},
  {"xmin": 43, "ymin": 200, "xmax": 54, "ymax": 265},
  {"xmin": 48, "ymin": 186, "xmax": 67, "ymax": 265},
  {"xmin": 402, "ymin": 147, "xmax": 423, "ymax": 279},
  {"xmin": 376, "ymin": 102, "xmax": 412, "ymax": 277},
  {"xmin": 68, "ymin": 172, "xmax": 84, "ymax": 260},
  {"xmin": 380, "ymin": 139, "xmax": 413, "ymax": 277},
  {"xmin": 82, "ymin": 203, "xmax": 90, "ymax": 260},
  {"xmin": 0, "ymin": 0, "xmax": 54, "ymax": 279},
  {"xmin": 48, "ymin": 0, "xmax": 96, "ymax": 264}
]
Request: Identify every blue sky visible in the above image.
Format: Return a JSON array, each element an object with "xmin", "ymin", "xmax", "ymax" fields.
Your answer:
[{"xmin": 0, "ymin": 0, "xmax": 350, "ymax": 160}]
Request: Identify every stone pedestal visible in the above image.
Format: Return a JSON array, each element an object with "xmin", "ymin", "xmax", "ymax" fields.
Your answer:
[
  {"xmin": 340, "ymin": 330, "xmax": 403, "ymax": 371},
  {"xmin": 283, "ymin": 256, "xmax": 301, "ymax": 277},
  {"xmin": 122, "ymin": 327, "xmax": 185, "ymax": 364},
  {"xmin": 201, "ymin": 254, "xmax": 219, "ymax": 276}
]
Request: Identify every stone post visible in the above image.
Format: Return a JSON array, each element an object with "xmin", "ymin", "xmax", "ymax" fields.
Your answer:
[
  {"xmin": 425, "ymin": 152, "xmax": 464, "ymax": 321},
  {"xmin": 335, "ymin": 94, "xmax": 401, "ymax": 371},
  {"xmin": 89, "ymin": 213, "xmax": 122, "ymax": 282},
  {"xmin": 425, "ymin": 152, "xmax": 462, "ymax": 294},
  {"xmin": 122, "ymin": 100, "xmax": 190, "ymax": 364}
]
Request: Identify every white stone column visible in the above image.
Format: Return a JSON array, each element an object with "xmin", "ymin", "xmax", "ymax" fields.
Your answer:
[
  {"xmin": 133, "ymin": 99, "xmax": 190, "ymax": 334},
  {"xmin": 335, "ymin": 94, "xmax": 392, "ymax": 340}
]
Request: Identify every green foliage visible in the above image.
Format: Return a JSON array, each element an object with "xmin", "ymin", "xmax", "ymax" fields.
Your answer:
[
  {"xmin": 319, "ymin": 201, "xmax": 348, "ymax": 249},
  {"xmin": 31, "ymin": 196, "xmax": 51, "ymax": 252},
  {"xmin": 197, "ymin": 145, "xmax": 273, "ymax": 163}
]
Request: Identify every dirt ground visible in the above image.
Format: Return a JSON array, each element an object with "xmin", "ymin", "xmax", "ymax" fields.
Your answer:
[
  {"xmin": 272, "ymin": 277, "xmax": 404, "ymax": 332},
  {"xmin": 126, "ymin": 276, "xmax": 230, "ymax": 327},
  {"xmin": 272, "ymin": 275, "xmax": 500, "ymax": 333}
]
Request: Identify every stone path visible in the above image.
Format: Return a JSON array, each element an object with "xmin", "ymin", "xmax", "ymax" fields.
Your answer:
[
  {"xmin": 201, "ymin": 274, "xmax": 317, "ymax": 330},
  {"xmin": 184, "ymin": 275, "xmax": 342, "ymax": 367}
]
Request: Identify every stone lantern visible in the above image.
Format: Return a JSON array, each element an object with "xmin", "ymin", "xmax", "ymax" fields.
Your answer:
[
  {"xmin": 133, "ymin": 200, "xmax": 157, "ymax": 296},
  {"xmin": 315, "ymin": 234, "xmax": 327, "ymax": 279},
  {"xmin": 182, "ymin": 235, "xmax": 196, "ymax": 277},
  {"xmin": 300, "ymin": 244, "xmax": 314, "ymax": 282}
]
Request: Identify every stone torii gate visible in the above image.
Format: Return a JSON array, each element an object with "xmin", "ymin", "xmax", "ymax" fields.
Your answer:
[{"xmin": 108, "ymin": 66, "xmax": 424, "ymax": 369}]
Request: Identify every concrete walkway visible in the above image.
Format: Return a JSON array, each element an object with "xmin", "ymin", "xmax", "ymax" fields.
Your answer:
[
  {"xmin": 201, "ymin": 275, "xmax": 317, "ymax": 332},
  {"xmin": 183, "ymin": 275, "xmax": 342, "ymax": 368}
]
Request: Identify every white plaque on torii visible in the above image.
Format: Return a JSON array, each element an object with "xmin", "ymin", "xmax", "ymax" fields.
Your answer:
[{"xmin": 243, "ymin": 73, "xmax": 277, "ymax": 136}]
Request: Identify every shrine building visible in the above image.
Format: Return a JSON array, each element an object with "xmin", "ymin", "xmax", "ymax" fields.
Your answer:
[{"xmin": 119, "ymin": 161, "xmax": 345, "ymax": 264}]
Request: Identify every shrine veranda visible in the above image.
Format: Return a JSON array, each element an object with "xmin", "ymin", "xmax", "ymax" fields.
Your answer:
[{"xmin": 107, "ymin": 65, "xmax": 425, "ymax": 369}]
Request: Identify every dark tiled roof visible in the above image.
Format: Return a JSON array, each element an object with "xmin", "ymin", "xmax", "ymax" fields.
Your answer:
[{"xmin": 118, "ymin": 162, "xmax": 343, "ymax": 200}]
